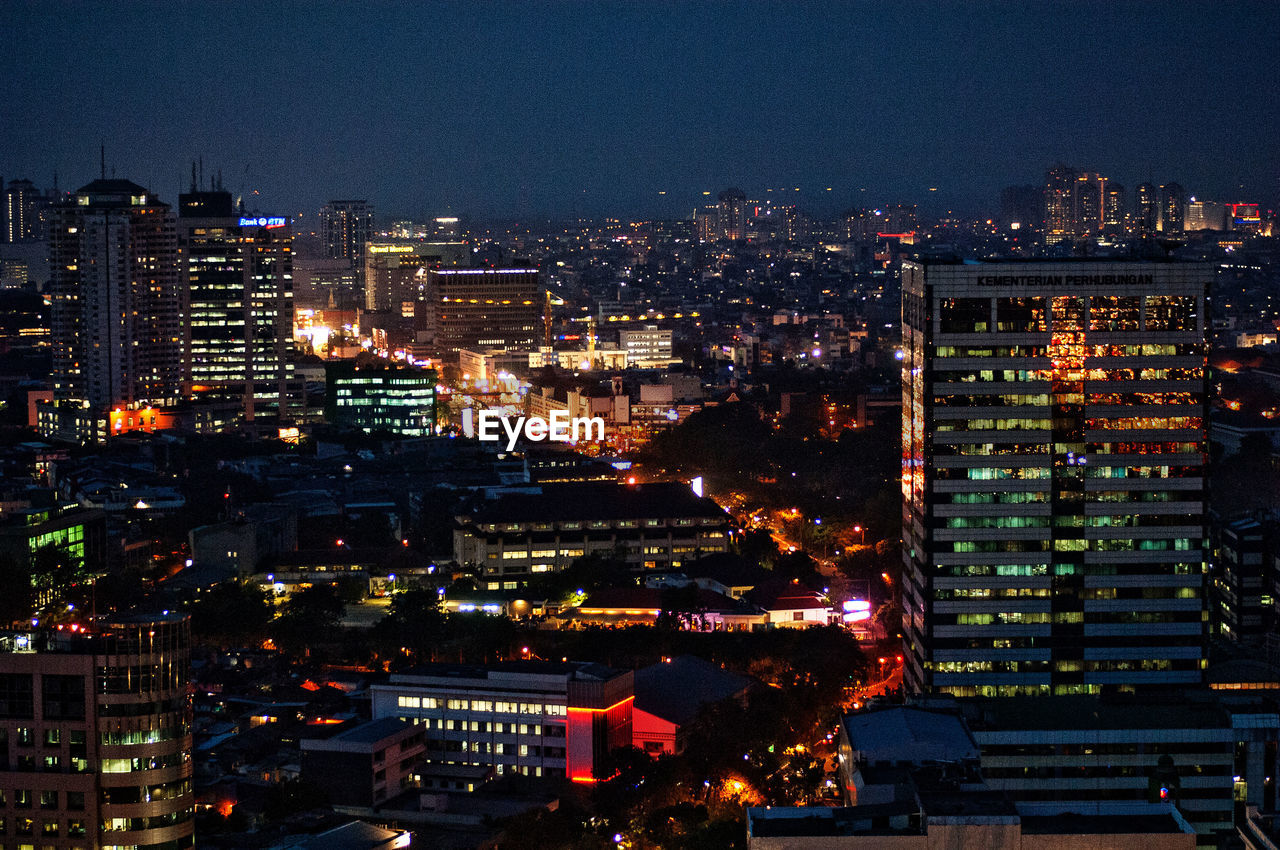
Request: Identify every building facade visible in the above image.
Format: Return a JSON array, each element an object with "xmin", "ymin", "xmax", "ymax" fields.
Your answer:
[
  {"xmin": 319, "ymin": 200, "xmax": 373, "ymax": 267},
  {"xmin": 901, "ymin": 259, "xmax": 1212, "ymax": 697},
  {"xmin": 178, "ymin": 190, "xmax": 302, "ymax": 424},
  {"xmin": 49, "ymin": 180, "xmax": 182, "ymax": 409},
  {"xmin": 325, "ymin": 363, "xmax": 437, "ymax": 437},
  {"xmin": 453, "ymin": 482, "xmax": 733, "ymax": 589},
  {"xmin": 362, "ymin": 241, "xmax": 469, "ymax": 314},
  {"xmin": 370, "ymin": 661, "xmax": 632, "ymax": 783},
  {"xmin": 0, "ymin": 613, "xmax": 193, "ymax": 849},
  {"xmin": 422, "ymin": 268, "xmax": 542, "ymax": 356}
]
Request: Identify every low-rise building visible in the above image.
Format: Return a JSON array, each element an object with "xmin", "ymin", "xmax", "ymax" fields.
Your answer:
[
  {"xmin": 632, "ymin": 655, "xmax": 753, "ymax": 755},
  {"xmin": 325, "ymin": 363, "xmax": 437, "ymax": 437},
  {"xmin": 300, "ymin": 717, "xmax": 425, "ymax": 809},
  {"xmin": 370, "ymin": 661, "xmax": 632, "ymax": 783},
  {"xmin": 453, "ymin": 482, "xmax": 733, "ymax": 589}
]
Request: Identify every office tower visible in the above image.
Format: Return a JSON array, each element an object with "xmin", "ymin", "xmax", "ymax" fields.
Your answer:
[
  {"xmin": 1159, "ymin": 183, "xmax": 1186, "ymax": 233},
  {"xmin": 901, "ymin": 259, "xmax": 1211, "ymax": 698},
  {"xmin": 178, "ymin": 189, "xmax": 300, "ymax": 422},
  {"xmin": 423, "ymin": 268, "xmax": 542, "ymax": 356},
  {"xmin": 1136, "ymin": 183, "xmax": 1159, "ymax": 235},
  {"xmin": 0, "ymin": 613, "xmax": 194, "ymax": 849},
  {"xmin": 717, "ymin": 188, "xmax": 747, "ymax": 241},
  {"xmin": 49, "ymin": 180, "xmax": 182, "ymax": 408},
  {"xmin": 363, "ymin": 240, "xmax": 469, "ymax": 314},
  {"xmin": 4, "ymin": 178, "xmax": 48, "ymax": 243},
  {"xmin": 319, "ymin": 199, "xmax": 374, "ymax": 265}
]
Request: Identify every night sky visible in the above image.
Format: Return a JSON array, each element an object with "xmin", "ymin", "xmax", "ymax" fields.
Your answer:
[{"xmin": 3, "ymin": 1, "xmax": 1278, "ymax": 221}]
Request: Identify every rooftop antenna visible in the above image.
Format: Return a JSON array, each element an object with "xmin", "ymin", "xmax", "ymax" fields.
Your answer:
[
  {"xmin": 100, "ymin": 143, "xmax": 106, "ymax": 179},
  {"xmin": 190, "ymin": 161, "xmax": 197, "ymax": 193},
  {"xmin": 199, "ymin": 156, "xmax": 204, "ymax": 191}
]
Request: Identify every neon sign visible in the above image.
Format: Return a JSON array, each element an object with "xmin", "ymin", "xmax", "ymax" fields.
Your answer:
[{"xmin": 239, "ymin": 216, "xmax": 287, "ymax": 228}]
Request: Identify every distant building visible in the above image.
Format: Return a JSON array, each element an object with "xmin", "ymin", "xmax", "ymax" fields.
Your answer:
[
  {"xmin": 4, "ymin": 178, "xmax": 49, "ymax": 243},
  {"xmin": 1212, "ymin": 517, "xmax": 1270, "ymax": 641},
  {"xmin": 422, "ymin": 268, "xmax": 542, "ymax": 356},
  {"xmin": 453, "ymin": 482, "xmax": 733, "ymax": 588},
  {"xmin": 1137, "ymin": 182, "xmax": 1160, "ymax": 235},
  {"xmin": 1043, "ymin": 165, "xmax": 1109, "ymax": 244},
  {"xmin": 718, "ymin": 188, "xmax": 747, "ymax": 241},
  {"xmin": 619, "ymin": 325, "xmax": 674, "ymax": 367},
  {"xmin": 0, "ymin": 614, "xmax": 194, "ymax": 849},
  {"xmin": 1159, "ymin": 182, "xmax": 1186, "ymax": 233},
  {"xmin": 1185, "ymin": 199, "xmax": 1228, "ymax": 232},
  {"xmin": 370, "ymin": 660, "xmax": 633, "ymax": 782},
  {"xmin": 325, "ymin": 363, "xmax": 437, "ymax": 437},
  {"xmin": 363, "ymin": 240, "xmax": 469, "ymax": 314},
  {"xmin": 320, "ymin": 199, "xmax": 374, "ymax": 266}
]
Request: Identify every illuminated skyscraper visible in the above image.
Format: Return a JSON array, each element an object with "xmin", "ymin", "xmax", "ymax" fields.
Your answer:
[
  {"xmin": 1044, "ymin": 167, "xmax": 1109, "ymax": 244},
  {"xmin": 901, "ymin": 259, "xmax": 1211, "ymax": 698},
  {"xmin": 4, "ymin": 178, "xmax": 48, "ymax": 243},
  {"xmin": 49, "ymin": 180, "xmax": 182, "ymax": 408},
  {"xmin": 178, "ymin": 189, "xmax": 302, "ymax": 423}
]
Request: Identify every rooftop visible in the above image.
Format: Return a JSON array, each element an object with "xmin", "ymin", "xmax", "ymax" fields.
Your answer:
[
  {"xmin": 328, "ymin": 717, "xmax": 415, "ymax": 745},
  {"xmin": 462, "ymin": 481, "xmax": 729, "ymax": 524},
  {"xmin": 844, "ymin": 707, "xmax": 979, "ymax": 765},
  {"xmin": 633, "ymin": 655, "xmax": 753, "ymax": 725}
]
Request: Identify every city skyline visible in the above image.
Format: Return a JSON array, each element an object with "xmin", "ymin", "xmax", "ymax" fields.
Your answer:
[{"xmin": 3, "ymin": 2, "xmax": 1279, "ymax": 220}]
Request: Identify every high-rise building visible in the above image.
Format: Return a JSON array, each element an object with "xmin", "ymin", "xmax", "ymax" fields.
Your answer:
[
  {"xmin": 0, "ymin": 613, "xmax": 194, "ymax": 849},
  {"xmin": 178, "ymin": 189, "xmax": 302, "ymax": 423},
  {"xmin": 1044, "ymin": 167, "xmax": 1109, "ymax": 244},
  {"xmin": 1159, "ymin": 182, "xmax": 1186, "ymax": 233},
  {"xmin": 422, "ymin": 268, "xmax": 542, "ymax": 356},
  {"xmin": 717, "ymin": 188, "xmax": 747, "ymax": 241},
  {"xmin": 49, "ymin": 180, "xmax": 182, "ymax": 409},
  {"xmin": 1102, "ymin": 183, "xmax": 1126, "ymax": 235},
  {"xmin": 692, "ymin": 207, "xmax": 718, "ymax": 243},
  {"xmin": 319, "ymin": 199, "xmax": 374, "ymax": 265},
  {"xmin": 4, "ymin": 178, "xmax": 49, "ymax": 243},
  {"xmin": 1043, "ymin": 165, "xmax": 1077, "ymax": 245},
  {"xmin": 901, "ymin": 259, "xmax": 1211, "ymax": 698},
  {"xmin": 1136, "ymin": 183, "xmax": 1159, "ymax": 235}
]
